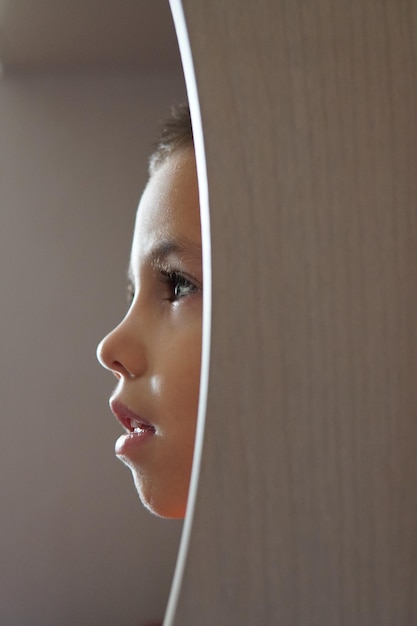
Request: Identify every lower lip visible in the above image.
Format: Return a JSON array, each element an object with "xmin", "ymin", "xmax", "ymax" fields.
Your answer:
[{"xmin": 115, "ymin": 429, "xmax": 154, "ymax": 457}]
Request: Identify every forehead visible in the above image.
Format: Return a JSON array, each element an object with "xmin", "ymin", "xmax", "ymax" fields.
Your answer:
[{"xmin": 133, "ymin": 148, "xmax": 201, "ymax": 257}]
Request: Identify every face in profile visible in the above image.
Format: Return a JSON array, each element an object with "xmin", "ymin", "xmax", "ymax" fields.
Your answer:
[{"xmin": 97, "ymin": 148, "xmax": 202, "ymax": 518}]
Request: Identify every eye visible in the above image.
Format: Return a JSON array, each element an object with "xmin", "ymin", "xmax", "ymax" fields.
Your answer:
[
  {"xmin": 126, "ymin": 279, "xmax": 135, "ymax": 306},
  {"xmin": 161, "ymin": 270, "xmax": 199, "ymax": 302}
]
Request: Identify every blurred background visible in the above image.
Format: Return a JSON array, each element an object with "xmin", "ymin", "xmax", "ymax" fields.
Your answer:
[{"xmin": 0, "ymin": 1, "xmax": 187, "ymax": 624}]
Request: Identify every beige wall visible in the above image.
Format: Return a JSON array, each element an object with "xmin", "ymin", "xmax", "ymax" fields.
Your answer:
[
  {"xmin": 0, "ymin": 69, "xmax": 185, "ymax": 625},
  {"xmin": 169, "ymin": 2, "xmax": 417, "ymax": 624}
]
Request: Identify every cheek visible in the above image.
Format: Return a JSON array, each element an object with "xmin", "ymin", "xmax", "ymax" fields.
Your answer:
[
  {"xmin": 158, "ymin": 327, "xmax": 202, "ymax": 411},
  {"xmin": 136, "ymin": 340, "xmax": 201, "ymax": 518}
]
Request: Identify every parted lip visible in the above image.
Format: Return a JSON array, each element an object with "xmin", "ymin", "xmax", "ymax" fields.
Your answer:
[{"xmin": 110, "ymin": 399, "xmax": 155, "ymax": 433}]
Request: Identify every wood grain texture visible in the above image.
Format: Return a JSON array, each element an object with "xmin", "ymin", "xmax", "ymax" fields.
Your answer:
[{"xmin": 169, "ymin": 1, "xmax": 417, "ymax": 624}]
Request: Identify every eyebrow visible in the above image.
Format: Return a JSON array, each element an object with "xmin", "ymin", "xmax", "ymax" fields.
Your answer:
[
  {"xmin": 127, "ymin": 237, "xmax": 202, "ymax": 284},
  {"xmin": 149, "ymin": 238, "xmax": 202, "ymax": 264}
]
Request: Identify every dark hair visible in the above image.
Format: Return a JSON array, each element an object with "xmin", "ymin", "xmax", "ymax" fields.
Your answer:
[{"xmin": 148, "ymin": 103, "xmax": 194, "ymax": 176}]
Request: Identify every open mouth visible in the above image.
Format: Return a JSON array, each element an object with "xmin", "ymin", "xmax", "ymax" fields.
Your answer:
[
  {"xmin": 110, "ymin": 399, "xmax": 155, "ymax": 434},
  {"xmin": 126, "ymin": 416, "xmax": 155, "ymax": 434}
]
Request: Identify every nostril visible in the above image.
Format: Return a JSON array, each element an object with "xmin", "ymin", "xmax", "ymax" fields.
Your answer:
[{"xmin": 111, "ymin": 360, "xmax": 135, "ymax": 380}]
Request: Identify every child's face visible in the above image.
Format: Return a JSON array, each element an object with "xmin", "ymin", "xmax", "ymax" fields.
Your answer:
[{"xmin": 97, "ymin": 148, "xmax": 202, "ymax": 518}]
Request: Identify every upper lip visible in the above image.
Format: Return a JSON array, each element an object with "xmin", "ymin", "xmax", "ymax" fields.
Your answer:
[{"xmin": 110, "ymin": 399, "xmax": 155, "ymax": 433}]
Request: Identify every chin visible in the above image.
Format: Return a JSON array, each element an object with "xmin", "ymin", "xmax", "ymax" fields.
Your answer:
[{"xmin": 131, "ymin": 472, "xmax": 187, "ymax": 519}]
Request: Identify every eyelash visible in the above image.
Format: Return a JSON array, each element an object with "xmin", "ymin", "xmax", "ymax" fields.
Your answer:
[
  {"xmin": 160, "ymin": 270, "xmax": 199, "ymax": 302},
  {"xmin": 126, "ymin": 270, "xmax": 199, "ymax": 305}
]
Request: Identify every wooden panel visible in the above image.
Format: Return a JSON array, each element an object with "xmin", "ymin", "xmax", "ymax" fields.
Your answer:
[{"xmin": 168, "ymin": 1, "xmax": 417, "ymax": 624}]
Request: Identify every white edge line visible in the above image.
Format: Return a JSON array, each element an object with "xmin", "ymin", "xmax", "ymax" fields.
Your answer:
[{"xmin": 164, "ymin": 1, "xmax": 211, "ymax": 624}]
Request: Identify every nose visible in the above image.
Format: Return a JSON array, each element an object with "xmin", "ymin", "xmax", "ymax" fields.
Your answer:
[{"xmin": 96, "ymin": 313, "xmax": 147, "ymax": 380}]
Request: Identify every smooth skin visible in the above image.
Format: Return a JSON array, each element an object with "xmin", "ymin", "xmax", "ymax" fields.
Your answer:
[{"xmin": 97, "ymin": 148, "xmax": 202, "ymax": 518}]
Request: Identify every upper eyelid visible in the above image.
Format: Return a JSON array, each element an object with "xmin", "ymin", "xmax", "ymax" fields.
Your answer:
[
  {"xmin": 126, "ymin": 263, "xmax": 202, "ymax": 299},
  {"xmin": 154, "ymin": 259, "xmax": 202, "ymax": 288},
  {"xmin": 160, "ymin": 267, "xmax": 195, "ymax": 282}
]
